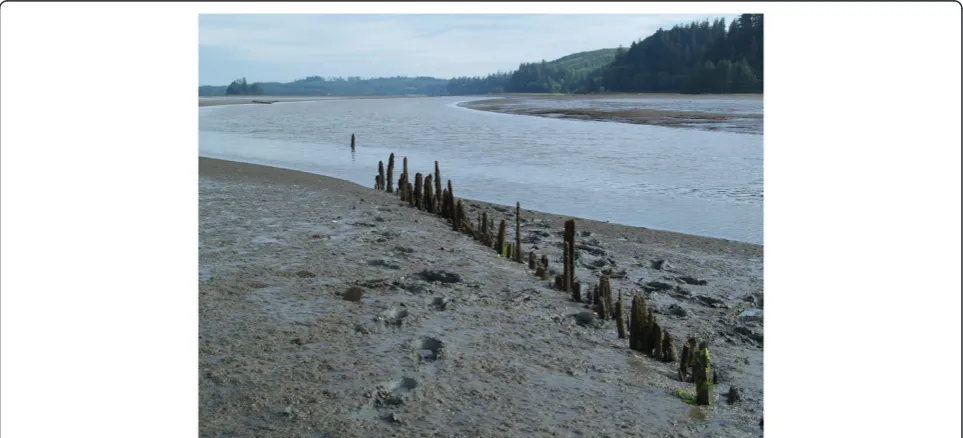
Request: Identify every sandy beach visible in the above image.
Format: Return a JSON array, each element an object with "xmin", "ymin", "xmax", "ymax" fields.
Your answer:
[{"xmin": 199, "ymin": 157, "xmax": 764, "ymax": 437}]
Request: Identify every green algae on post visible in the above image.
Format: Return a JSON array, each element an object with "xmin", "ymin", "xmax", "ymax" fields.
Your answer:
[{"xmin": 694, "ymin": 341, "xmax": 712, "ymax": 405}]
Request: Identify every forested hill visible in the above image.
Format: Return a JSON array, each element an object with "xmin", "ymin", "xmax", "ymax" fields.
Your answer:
[
  {"xmin": 601, "ymin": 15, "xmax": 763, "ymax": 93},
  {"xmin": 447, "ymin": 14, "xmax": 763, "ymax": 95},
  {"xmin": 199, "ymin": 76, "xmax": 450, "ymax": 96},
  {"xmin": 446, "ymin": 48, "xmax": 617, "ymax": 95}
]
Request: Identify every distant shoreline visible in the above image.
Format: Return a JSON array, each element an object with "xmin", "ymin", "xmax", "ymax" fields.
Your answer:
[{"xmin": 198, "ymin": 92, "xmax": 763, "ymax": 107}]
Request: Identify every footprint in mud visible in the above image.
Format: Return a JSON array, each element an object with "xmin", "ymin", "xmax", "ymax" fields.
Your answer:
[
  {"xmin": 373, "ymin": 377, "xmax": 418, "ymax": 406},
  {"xmin": 378, "ymin": 308, "xmax": 409, "ymax": 327},
  {"xmin": 427, "ymin": 296, "xmax": 450, "ymax": 311},
  {"xmin": 411, "ymin": 337, "xmax": 444, "ymax": 362}
]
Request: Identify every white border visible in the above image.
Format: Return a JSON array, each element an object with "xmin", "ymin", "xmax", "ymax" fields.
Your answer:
[{"xmin": 2, "ymin": 3, "xmax": 960, "ymax": 437}]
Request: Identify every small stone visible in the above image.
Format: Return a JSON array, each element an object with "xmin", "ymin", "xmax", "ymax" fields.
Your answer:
[
  {"xmin": 296, "ymin": 270, "xmax": 316, "ymax": 278},
  {"xmin": 738, "ymin": 308, "xmax": 764, "ymax": 323},
  {"xmin": 677, "ymin": 276, "xmax": 708, "ymax": 286},
  {"xmin": 417, "ymin": 270, "xmax": 461, "ymax": 283},
  {"xmin": 343, "ymin": 286, "xmax": 364, "ymax": 302},
  {"xmin": 575, "ymin": 311, "xmax": 603, "ymax": 328},
  {"xmin": 667, "ymin": 304, "xmax": 688, "ymax": 318},
  {"xmin": 650, "ymin": 259, "xmax": 669, "ymax": 270},
  {"xmin": 726, "ymin": 386, "xmax": 741, "ymax": 404}
]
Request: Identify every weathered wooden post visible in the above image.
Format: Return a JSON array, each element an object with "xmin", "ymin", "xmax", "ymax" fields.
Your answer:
[
  {"xmin": 496, "ymin": 219, "xmax": 507, "ymax": 255},
  {"xmin": 694, "ymin": 342, "xmax": 712, "ymax": 405},
  {"xmin": 481, "ymin": 212, "xmax": 490, "ymax": 246},
  {"xmin": 652, "ymin": 322, "xmax": 664, "ymax": 359},
  {"xmin": 661, "ymin": 330, "xmax": 677, "ymax": 362},
  {"xmin": 351, "ymin": 134, "xmax": 355, "ymax": 150},
  {"xmin": 629, "ymin": 295, "xmax": 647, "ymax": 352},
  {"xmin": 413, "ymin": 173, "xmax": 423, "ymax": 209},
  {"xmin": 615, "ymin": 292, "xmax": 627, "ymax": 339},
  {"xmin": 434, "ymin": 161, "xmax": 442, "ymax": 209},
  {"xmin": 514, "ymin": 203, "xmax": 523, "ymax": 263},
  {"xmin": 386, "ymin": 153, "xmax": 395, "ymax": 193},
  {"xmin": 563, "ymin": 220, "xmax": 576, "ymax": 293},
  {"xmin": 377, "ymin": 161, "xmax": 385, "ymax": 191},
  {"xmin": 597, "ymin": 275, "xmax": 614, "ymax": 318},
  {"xmin": 423, "ymin": 175, "xmax": 434, "ymax": 213},
  {"xmin": 679, "ymin": 336, "xmax": 697, "ymax": 382}
]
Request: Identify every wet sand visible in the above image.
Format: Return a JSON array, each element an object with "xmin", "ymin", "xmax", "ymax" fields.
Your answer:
[
  {"xmin": 459, "ymin": 96, "xmax": 762, "ymax": 133},
  {"xmin": 199, "ymin": 157, "xmax": 764, "ymax": 437}
]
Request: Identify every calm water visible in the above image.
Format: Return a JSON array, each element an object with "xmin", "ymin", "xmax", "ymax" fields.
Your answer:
[{"xmin": 199, "ymin": 96, "xmax": 763, "ymax": 244}]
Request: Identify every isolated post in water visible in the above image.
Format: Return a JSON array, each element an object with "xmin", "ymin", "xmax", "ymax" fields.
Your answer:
[
  {"xmin": 615, "ymin": 292, "xmax": 627, "ymax": 339},
  {"xmin": 387, "ymin": 153, "xmax": 395, "ymax": 193},
  {"xmin": 351, "ymin": 133, "xmax": 355, "ymax": 150}
]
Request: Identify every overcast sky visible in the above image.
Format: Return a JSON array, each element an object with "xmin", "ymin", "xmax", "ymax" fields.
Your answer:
[{"xmin": 199, "ymin": 14, "xmax": 740, "ymax": 86}]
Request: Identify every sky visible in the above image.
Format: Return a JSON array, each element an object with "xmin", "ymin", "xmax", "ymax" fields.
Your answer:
[{"xmin": 199, "ymin": 14, "xmax": 740, "ymax": 86}]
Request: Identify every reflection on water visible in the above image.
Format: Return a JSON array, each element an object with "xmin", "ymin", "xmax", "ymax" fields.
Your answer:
[{"xmin": 199, "ymin": 96, "xmax": 762, "ymax": 243}]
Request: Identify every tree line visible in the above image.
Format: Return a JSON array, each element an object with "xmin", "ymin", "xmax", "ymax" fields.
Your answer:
[
  {"xmin": 447, "ymin": 14, "xmax": 763, "ymax": 95},
  {"xmin": 225, "ymin": 77, "xmax": 264, "ymax": 95},
  {"xmin": 200, "ymin": 76, "xmax": 449, "ymax": 96}
]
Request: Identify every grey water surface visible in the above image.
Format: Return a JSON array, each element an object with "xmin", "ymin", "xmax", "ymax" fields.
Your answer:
[{"xmin": 199, "ymin": 96, "xmax": 762, "ymax": 244}]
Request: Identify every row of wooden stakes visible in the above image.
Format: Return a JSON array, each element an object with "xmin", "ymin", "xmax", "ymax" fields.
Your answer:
[
  {"xmin": 374, "ymin": 154, "xmax": 525, "ymax": 261},
  {"xmin": 372, "ymin": 153, "xmax": 714, "ymax": 405}
]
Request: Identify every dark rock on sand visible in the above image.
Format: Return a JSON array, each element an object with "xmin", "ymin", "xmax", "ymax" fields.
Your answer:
[
  {"xmin": 644, "ymin": 281, "xmax": 675, "ymax": 291},
  {"xmin": 343, "ymin": 286, "xmax": 365, "ymax": 302},
  {"xmin": 726, "ymin": 386, "xmax": 742, "ymax": 404},
  {"xmin": 677, "ymin": 276, "xmax": 708, "ymax": 286},
  {"xmin": 368, "ymin": 259, "xmax": 402, "ymax": 270},
  {"xmin": 575, "ymin": 311, "xmax": 604, "ymax": 328},
  {"xmin": 296, "ymin": 270, "xmax": 316, "ymax": 278},
  {"xmin": 417, "ymin": 270, "xmax": 462, "ymax": 284},
  {"xmin": 601, "ymin": 268, "xmax": 627, "ymax": 279},
  {"xmin": 694, "ymin": 295, "xmax": 729, "ymax": 309},
  {"xmin": 650, "ymin": 259, "xmax": 672, "ymax": 270},
  {"xmin": 666, "ymin": 304, "xmax": 689, "ymax": 318},
  {"xmin": 733, "ymin": 326, "xmax": 764, "ymax": 344},
  {"xmin": 393, "ymin": 246, "xmax": 416, "ymax": 254},
  {"xmin": 576, "ymin": 243, "xmax": 606, "ymax": 257}
]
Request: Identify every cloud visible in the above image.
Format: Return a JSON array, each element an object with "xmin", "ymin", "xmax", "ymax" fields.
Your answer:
[{"xmin": 199, "ymin": 14, "xmax": 740, "ymax": 85}]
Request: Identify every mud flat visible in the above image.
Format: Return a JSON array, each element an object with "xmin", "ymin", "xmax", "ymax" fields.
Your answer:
[
  {"xmin": 459, "ymin": 96, "xmax": 763, "ymax": 134},
  {"xmin": 199, "ymin": 157, "xmax": 764, "ymax": 437}
]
